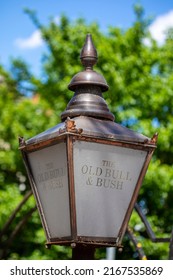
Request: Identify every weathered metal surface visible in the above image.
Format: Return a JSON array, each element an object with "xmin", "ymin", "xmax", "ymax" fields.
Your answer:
[
  {"xmin": 61, "ymin": 89, "xmax": 115, "ymax": 121},
  {"xmin": 25, "ymin": 122, "xmax": 65, "ymax": 146},
  {"xmin": 22, "ymin": 34, "xmax": 157, "ymax": 148},
  {"xmin": 61, "ymin": 34, "xmax": 114, "ymax": 121},
  {"xmin": 59, "ymin": 117, "xmax": 83, "ymax": 134},
  {"xmin": 66, "ymin": 135, "xmax": 77, "ymax": 240},
  {"xmin": 68, "ymin": 34, "xmax": 108, "ymax": 92},
  {"xmin": 74, "ymin": 117, "xmax": 154, "ymax": 144},
  {"xmin": 24, "ymin": 116, "xmax": 155, "ymax": 147},
  {"xmin": 80, "ymin": 33, "xmax": 97, "ymax": 69},
  {"xmin": 19, "ymin": 34, "xmax": 158, "ymax": 250},
  {"xmin": 46, "ymin": 238, "xmax": 119, "ymax": 248},
  {"xmin": 117, "ymin": 146, "xmax": 155, "ymax": 246}
]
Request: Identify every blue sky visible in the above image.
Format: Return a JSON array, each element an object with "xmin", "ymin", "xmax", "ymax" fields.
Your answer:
[{"xmin": 1, "ymin": 0, "xmax": 173, "ymax": 77}]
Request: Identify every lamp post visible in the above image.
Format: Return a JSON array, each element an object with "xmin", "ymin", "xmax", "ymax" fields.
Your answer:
[{"xmin": 19, "ymin": 34, "xmax": 157, "ymax": 260}]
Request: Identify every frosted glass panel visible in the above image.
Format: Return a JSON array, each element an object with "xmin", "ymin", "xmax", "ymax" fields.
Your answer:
[
  {"xmin": 28, "ymin": 143, "xmax": 71, "ymax": 238},
  {"xmin": 73, "ymin": 141, "xmax": 147, "ymax": 238}
]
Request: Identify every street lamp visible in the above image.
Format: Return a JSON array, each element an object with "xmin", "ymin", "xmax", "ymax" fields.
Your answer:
[{"xmin": 19, "ymin": 34, "xmax": 157, "ymax": 259}]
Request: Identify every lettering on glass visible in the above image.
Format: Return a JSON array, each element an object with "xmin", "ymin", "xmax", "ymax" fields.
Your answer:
[
  {"xmin": 35, "ymin": 161, "xmax": 66, "ymax": 191},
  {"xmin": 81, "ymin": 160, "xmax": 132, "ymax": 190}
]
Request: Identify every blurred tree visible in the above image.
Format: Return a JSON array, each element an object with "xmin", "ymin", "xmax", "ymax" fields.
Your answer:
[{"xmin": 0, "ymin": 4, "xmax": 173, "ymax": 259}]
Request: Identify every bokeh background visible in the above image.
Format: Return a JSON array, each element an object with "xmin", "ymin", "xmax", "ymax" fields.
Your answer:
[{"xmin": 0, "ymin": 0, "xmax": 173, "ymax": 259}]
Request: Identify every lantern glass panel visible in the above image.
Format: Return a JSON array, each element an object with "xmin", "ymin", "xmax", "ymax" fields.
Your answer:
[
  {"xmin": 28, "ymin": 142, "xmax": 71, "ymax": 238},
  {"xmin": 73, "ymin": 141, "xmax": 147, "ymax": 238}
]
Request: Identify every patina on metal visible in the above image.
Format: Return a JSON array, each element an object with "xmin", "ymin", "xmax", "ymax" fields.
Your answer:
[
  {"xmin": 19, "ymin": 34, "xmax": 158, "ymax": 257},
  {"xmin": 61, "ymin": 34, "xmax": 114, "ymax": 121}
]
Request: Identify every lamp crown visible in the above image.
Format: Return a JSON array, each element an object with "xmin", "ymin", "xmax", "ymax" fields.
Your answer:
[{"xmin": 61, "ymin": 34, "xmax": 115, "ymax": 122}]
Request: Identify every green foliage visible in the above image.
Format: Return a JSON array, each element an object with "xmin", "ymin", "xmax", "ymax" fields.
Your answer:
[{"xmin": 0, "ymin": 6, "xmax": 173, "ymax": 259}]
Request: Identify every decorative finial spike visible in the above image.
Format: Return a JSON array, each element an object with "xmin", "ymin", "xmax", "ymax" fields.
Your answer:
[
  {"xmin": 61, "ymin": 34, "xmax": 114, "ymax": 122},
  {"xmin": 80, "ymin": 34, "xmax": 97, "ymax": 69},
  {"xmin": 18, "ymin": 136, "xmax": 26, "ymax": 148},
  {"xmin": 151, "ymin": 132, "xmax": 159, "ymax": 144}
]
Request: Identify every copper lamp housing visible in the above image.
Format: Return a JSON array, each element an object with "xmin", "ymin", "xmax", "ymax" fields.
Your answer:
[{"xmin": 19, "ymin": 34, "xmax": 157, "ymax": 249}]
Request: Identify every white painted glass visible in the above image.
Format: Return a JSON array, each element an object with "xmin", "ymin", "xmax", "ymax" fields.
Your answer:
[
  {"xmin": 73, "ymin": 141, "xmax": 147, "ymax": 238},
  {"xmin": 28, "ymin": 143, "xmax": 71, "ymax": 238}
]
